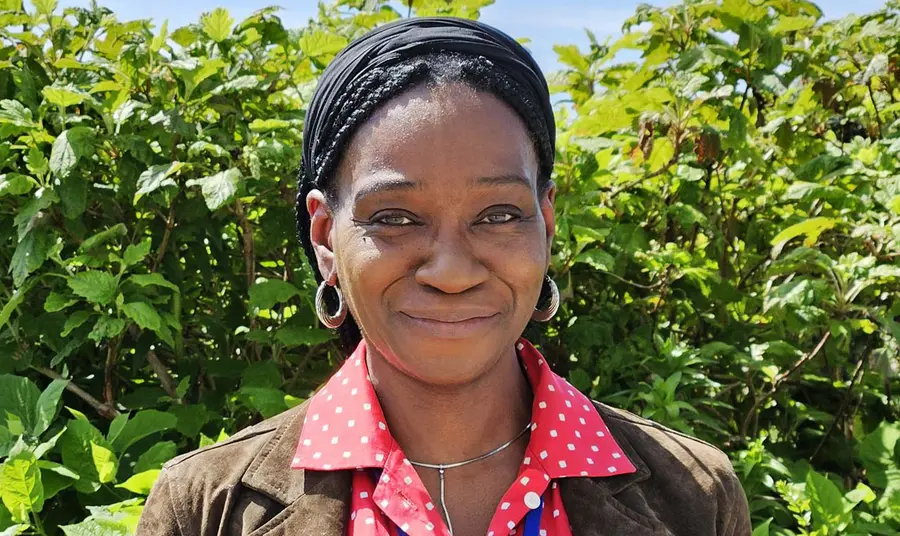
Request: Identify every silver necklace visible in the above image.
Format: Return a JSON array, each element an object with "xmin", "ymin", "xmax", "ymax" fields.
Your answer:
[{"xmin": 407, "ymin": 422, "xmax": 532, "ymax": 536}]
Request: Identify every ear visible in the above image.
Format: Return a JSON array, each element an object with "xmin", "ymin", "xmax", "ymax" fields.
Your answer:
[
  {"xmin": 306, "ymin": 189, "xmax": 337, "ymax": 284},
  {"xmin": 540, "ymin": 180, "xmax": 556, "ymax": 266}
]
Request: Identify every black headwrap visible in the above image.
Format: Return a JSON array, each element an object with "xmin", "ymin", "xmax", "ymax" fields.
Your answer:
[{"xmin": 300, "ymin": 16, "xmax": 555, "ymax": 189}]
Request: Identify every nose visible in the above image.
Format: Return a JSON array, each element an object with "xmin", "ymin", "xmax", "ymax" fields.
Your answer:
[{"xmin": 415, "ymin": 226, "xmax": 490, "ymax": 294}]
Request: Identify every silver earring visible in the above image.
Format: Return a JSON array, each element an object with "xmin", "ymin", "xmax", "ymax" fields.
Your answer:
[
  {"xmin": 315, "ymin": 281, "xmax": 347, "ymax": 329},
  {"xmin": 532, "ymin": 275, "xmax": 559, "ymax": 322}
]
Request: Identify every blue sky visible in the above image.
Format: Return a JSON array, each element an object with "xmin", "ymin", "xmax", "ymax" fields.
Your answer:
[{"xmin": 60, "ymin": 0, "xmax": 889, "ymax": 73}]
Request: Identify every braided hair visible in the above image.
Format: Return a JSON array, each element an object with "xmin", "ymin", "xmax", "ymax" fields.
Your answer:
[{"xmin": 295, "ymin": 52, "xmax": 555, "ymax": 352}]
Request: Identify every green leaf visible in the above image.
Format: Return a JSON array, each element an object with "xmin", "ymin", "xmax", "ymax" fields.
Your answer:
[
  {"xmin": 248, "ymin": 279, "xmax": 301, "ymax": 311},
  {"xmin": 0, "ymin": 100, "xmax": 35, "ymax": 128},
  {"xmin": 10, "ymin": 228, "xmax": 52, "ymax": 287},
  {"xmin": 0, "ymin": 174, "xmax": 34, "ymax": 196},
  {"xmin": 134, "ymin": 440, "xmax": 176, "ymax": 473},
  {"xmin": 109, "ymin": 410, "xmax": 177, "ymax": 453},
  {"xmin": 121, "ymin": 302, "xmax": 162, "ymax": 331},
  {"xmin": 90, "ymin": 442, "xmax": 117, "ymax": 483},
  {"xmin": 185, "ymin": 168, "xmax": 241, "ymax": 210},
  {"xmin": 239, "ymin": 387, "xmax": 288, "ymax": 418},
  {"xmin": 61, "ymin": 310, "xmax": 92, "ymax": 337},
  {"xmin": 0, "ymin": 375, "xmax": 40, "ymax": 436},
  {"xmin": 67, "ymin": 271, "xmax": 118, "ymax": 304},
  {"xmin": 0, "ymin": 453, "xmax": 43, "ymax": 523},
  {"xmin": 33, "ymin": 379, "xmax": 67, "ymax": 436},
  {"xmin": 50, "ymin": 127, "xmax": 95, "ymax": 179},
  {"xmin": 128, "ymin": 273, "xmax": 179, "ymax": 292},
  {"xmin": 574, "ymin": 249, "xmax": 615, "ymax": 272},
  {"xmin": 201, "ymin": 7, "xmax": 234, "ymax": 42},
  {"xmin": 275, "ymin": 325, "xmax": 334, "ymax": 347},
  {"xmin": 80, "ymin": 223, "xmax": 127, "ymax": 252},
  {"xmin": 88, "ymin": 315, "xmax": 126, "ymax": 343},
  {"xmin": 134, "ymin": 162, "xmax": 181, "ymax": 203},
  {"xmin": 115, "ymin": 469, "xmax": 160, "ymax": 495},
  {"xmin": 123, "ymin": 238, "xmax": 152, "ymax": 267},
  {"xmin": 42, "ymin": 84, "xmax": 87, "ymax": 108},
  {"xmin": 31, "ymin": 0, "xmax": 56, "ymax": 15},
  {"xmin": 171, "ymin": 58, "xmax": 225, "ymax": 100},
  {"xmin": 59, "ymin": 499, "xmax": 143, "ymax": 536},
  {"xmin": 59, "ymin": 419, "xmax": 107, "ymax": 493},
  {"xmin": 751, "ymin": 518, "xmax": 772, "ymax": 536},
  {"xmin": 248, "ymin": 118, "xmax": 292, "ymax": 132},
  {"xmin": 772, "ymin": 16, "xmax": 817, "ymax": 34},
  {"xmin": 298, "ymin": 29, "xmax": 347, "ymax": 59},
  {"xmin": 44, "ymin": 291, "xmax": 77, "ymax": 312},
  {"xmin": 771, "ymin": 217, "xmax": 839, "ymax": 256},
  {"xmin": 806, "ymin": 470, "xmax": 847, "ymax": 529},
  {"xmin": 859, "ymin": 421, "xmax": 900, "ymax": 488}
]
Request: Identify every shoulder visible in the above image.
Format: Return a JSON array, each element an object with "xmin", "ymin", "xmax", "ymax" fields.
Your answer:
[{"xmin": 594, "ymin": 401, "xmax": 751, "ymax": 535}]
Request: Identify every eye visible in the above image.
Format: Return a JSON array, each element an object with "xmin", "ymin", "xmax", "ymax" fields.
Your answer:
[
  {"xmin": 477, "ymin": 212, "xmax": 519, "ymax": 224},
  {"xmin": 372, "ymin": 213, "xmax": 416, "ymax": 226}
]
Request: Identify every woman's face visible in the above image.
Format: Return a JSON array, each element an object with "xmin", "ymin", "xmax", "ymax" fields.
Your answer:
[{"xmin": 308, "ymin": 82, "xmax": 555, "ymax": 386}]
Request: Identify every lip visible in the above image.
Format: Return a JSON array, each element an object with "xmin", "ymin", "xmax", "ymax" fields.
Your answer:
[{"xmin": 398, "ymin": 311, "xmax": 501, "ymax": 339}]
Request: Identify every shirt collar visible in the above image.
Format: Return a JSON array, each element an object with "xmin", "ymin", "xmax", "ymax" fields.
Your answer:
[{"xmin": 291, "ymin": 338, "xmax": 636, "ymax": 479}]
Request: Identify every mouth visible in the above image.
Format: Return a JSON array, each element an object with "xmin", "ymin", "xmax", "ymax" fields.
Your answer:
[{"xmin": 398, "ymin": 311, "xmax": 501, "ymax": 339}]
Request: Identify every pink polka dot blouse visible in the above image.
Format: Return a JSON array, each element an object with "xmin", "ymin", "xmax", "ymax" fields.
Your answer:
[{"xmin": 290, "ymin": 338, "xmax": 637, "ymax": 536}]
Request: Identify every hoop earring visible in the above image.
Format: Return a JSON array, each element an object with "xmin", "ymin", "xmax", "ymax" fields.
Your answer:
[
  {"xmin": 532, "ymin": 275, "xmax": 559, "ymax": 322},
  {"xmin": 315, "ymin": 281, "xmax": 347, "ymax": 329}
]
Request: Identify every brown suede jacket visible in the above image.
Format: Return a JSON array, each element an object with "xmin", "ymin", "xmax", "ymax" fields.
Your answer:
[{"xmin": 135, "ymin": 399, "xmax": 751, "ymax": 536}]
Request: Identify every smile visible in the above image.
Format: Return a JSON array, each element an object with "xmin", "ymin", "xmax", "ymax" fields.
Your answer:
[{"xmin": 398, "ymin": 311, "xmax": 501, "ymax": 339}]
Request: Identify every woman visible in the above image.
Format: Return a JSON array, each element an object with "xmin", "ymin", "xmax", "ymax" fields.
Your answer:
[{"xmin": 137, "ymin": 17, "xmax": 751, "ymax": 536}]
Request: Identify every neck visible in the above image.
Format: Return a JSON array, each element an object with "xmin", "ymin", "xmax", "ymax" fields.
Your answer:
[{"xmin": 366, "ymin": 342, "xmax": 532, "ymax": 464}]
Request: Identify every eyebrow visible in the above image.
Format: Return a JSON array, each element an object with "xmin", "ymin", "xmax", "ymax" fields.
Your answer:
[{"xmin": 352, "ymin": 173, "xmax": 533, "ymax": 204}]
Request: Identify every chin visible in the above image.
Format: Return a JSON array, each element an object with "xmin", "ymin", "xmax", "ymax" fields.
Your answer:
[{"xmin": 386, "ymin": 335, "xmax": 509, "ymax": 386}]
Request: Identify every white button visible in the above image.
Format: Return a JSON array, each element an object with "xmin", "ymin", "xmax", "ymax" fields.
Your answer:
[{"xmin": 524, "ymin": 491, "xmax": 541, "ymax": 510}]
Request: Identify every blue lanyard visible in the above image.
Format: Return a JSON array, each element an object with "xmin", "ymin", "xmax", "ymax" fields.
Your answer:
[{"xmin": 395, "ymin": 496, "xmax": 544, "ymax": 536}]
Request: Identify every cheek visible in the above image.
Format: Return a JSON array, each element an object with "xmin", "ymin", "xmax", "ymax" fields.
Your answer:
[{"xmin": 332, "ymin": 223, "xmax": 413, "ymax": 315}]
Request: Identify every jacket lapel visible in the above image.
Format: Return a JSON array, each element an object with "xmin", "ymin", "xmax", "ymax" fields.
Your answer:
[
  {"xmin": 561, "ymin": 412, "xmax": 672, "ymax": 536},
  {"xmin": 240, "ymin": 402, "xmax": 351, "ymax": 536}
]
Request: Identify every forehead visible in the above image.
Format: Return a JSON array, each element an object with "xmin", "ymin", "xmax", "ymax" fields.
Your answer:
[{"xmin": 333, "ymin": 82, "xmax": 539, "ymax": 198}]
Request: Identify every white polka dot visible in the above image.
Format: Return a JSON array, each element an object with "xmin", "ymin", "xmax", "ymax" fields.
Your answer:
[
  {"xmin": 343, "ymin": 451, "xmax": 351, "ymax": 458},
  {"xmin": 544, "ymin": 474, "xmax": 550, "ymax": 481},
  {"xmin": 597, "ymin": 431, "xmax": 605, "ymax": 437},
  {"xmin": 501, "ymin": 502, "xmax": 510, "ymax": 510},
  {"xmin": 550, "ymin": 430, "xmax": 558, "ymax": 437},
  {"xmin": 351, "ymin": 512, "xmax": 357, "ymax": 520},
  {"xmin": 568, "ymin": 389, "xmax": 575, "ymax": 397},
  {"xmin": 565, "ymin": 400, "xmax": 572, "ymax": 408},
  {"xmin": 327, "ymin": 394, "xmax": 333, "ymax": 401},
  {"xmin": 551, "ymin": 482, "xmax": 557, "ymax": 489},
  {"xmin": 538, "ymin": 359, "xmax": 544, "ymax": 365},
  {"xmin": 581, "ymin": 470, "xmax": 588, "ymax": 476},
  {"xmin": 292, "ymin": 456, "xmax": 301, "ymax": 464},
  {"xmin": 583, "ymin": 404, "xmax": 590, "ymax": 411},
  {"xmin": 507, "ymin": 521, "xmax": 516, "ymax": 530},
  {"xmin": 540, "ymin": 531, "xmax": 547, "ymax": 536},
  {"xmin": 520, "ymin": 476, "xmax": 530, "ymax": 485},
  {"xmin": 361, "ymin": 436, "xmax": 369, "ymax": 444},
  {"xmin": 425, "ymin": 502, "xmax": 435, "ymax": 510},
  {"xmin": 516, "ymin": 342, "xmax": 524, "ymax": 350},
  {"xmin": 401, "ymin": 524, "xmax": 410, "ymax": 532},
  {"xmin": 579, "ymin": 417, "xmax": 586, "ymax": 425},
  {"xmin": 591, "ymin": 445, "xmax": 599, "ymax": 452},
  {"xmin": 365, "ymin": 517, "xmax": 375, "ymax": 525},
  {"xmin": 331, "ymin": 436, "xmax": 339, "ymax": 444},
  {"xmin": 548, "ymin": 384, "xmax": 555, "ymax": 392},
  {"xmin": 322, "ymin": 424, "xmax": 329, "ymax": 432},
  {"xmin": 567, "ymin": 443, "xmax": 575, "ymax": 451},
  {"xmin": 523, "ymin": 457, "xmax": 531, "ymax": 465},
  {"xmin": 335, "ymin": 406, "xmax": 343, "ymax": 414},
  {"xmin": 586, "ymin": 457, "xmax": 594, "ymax": 465},
  {"xmin": 380, "ymin": 499, "xmax": 389, "ymax": 507},
  {"xmin": 426, "ymin": 522, "xmax": 434, "ymax": 531},
  {"xmin": 302, "ymin": 439, "xmax": 311, "ymax": 446},
  {"xmin": 575, "ymin": 431, "xmax": 581, "ymax": 438},
  {"xmin": 335, "ymin": 370, "xmax": 342, "ymax": 377},
  {"xmin": 312, "ymin": 414, "xmax": 320, "ymax": 421},
  {"xmin": 404, "ymin": 476, "xmax": 413, "ymax": 485},
  {"xmin": 313, "ymin": 452, "xmax": 322, "ymax": 459},
  {"xmin": 363, "ymin": 403, "xmax": 372, "ymax": 411},
  {"xmin": 539, "ymin": 450, "xmax": 548, "ymax": 459},
  {"xmin": 524, "ymin": 491, "xmax": 541, "ymax": 509},
  {"xmin": 559, "ymin": 460, "xmax": 567, "ymax": 468},
  {"xmin": 558, "ymin": 413, "xmax": 566, "ymax": 422},
  {"xmin": 323, "ymin": 464, "xmax": 332, "ymax": 469},
  {"xmin": 381, "ymin": 474, "xmax": 390, "ymax": 483},
  {"xmin": 355, "ymin": 359, "xmax": 361, "ymax": 366},
  {"xmin": 360, "ymin": 491, "xmax": 369, "ymax": 498},
  {"xmin": 348, "ymin": 420, "xmax": 355, "ymax": 427},
  {"xmin": 538, "ymin": 401, "xmax": 547, "ymax": 409},
  {"xmin": 351, "ymin": 388, "xmax": 358, "ymax": 396},
  {"xmin": 553, "ymin": 509, "xmax": 560, "ymax": 518},
  {"xmin": 378, "ymin": 422, "xmax": 386, "ymax": 430},
  {"xmin": 375, "ymin": 453, "xmax": 384, "ymax": 462},
  {"xmin": 531, "ymin": 423, "xmax": 538, "ymax": 431},
  {"xmin": 402, "ymin": 458, "xmax": 411, "ymax": 466},
  {"xmin": 612, "ymin": 452, "xmax": 621, "ymax": 459},
  {"xmin": 608, "ymin": 466, "xmax": 618, "ymax": 473},
  {"xmin": 342, "ymin": 378, "xmax": 349, "ymax": 385}
]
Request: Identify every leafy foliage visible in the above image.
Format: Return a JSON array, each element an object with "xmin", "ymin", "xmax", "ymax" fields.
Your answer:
[{"xmin": 0, "ymin": 0, "xmax": 898, "ymax": 534}]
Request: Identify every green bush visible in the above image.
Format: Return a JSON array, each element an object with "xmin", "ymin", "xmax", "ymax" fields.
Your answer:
[{"xmin": 0, "ymin": 0, "xmax": 898, "ymax": 534}]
